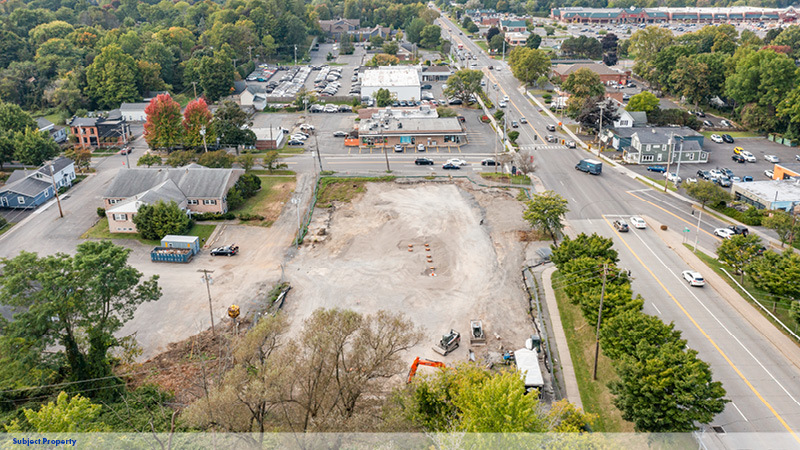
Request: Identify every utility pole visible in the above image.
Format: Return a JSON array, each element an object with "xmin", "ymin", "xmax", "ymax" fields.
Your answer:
[
  {"xmin": 674, "ymin": 137, "xmax": 684, "ymax": 186},
  {"xmin": 664, "ymin": 133, "xmax": 674, "ymax": 193},
  {"xmin": 198, "ymin": 269, "xmax": 216, "ymax": 337},
  {"xmin": 693, "ymin": 207, "xmax": 702, "ymax": 253},
  {"xmin": 200, "ymin": 127, "xmax": 209, "ymax": 153},
  {"xmin": 294, "ymin": 45, "xmax": 297, "ymax": 66},
  {"xmin": 248, "ymin": 46, "xmax": 253, "ymax": 62},
  {"xmin": 48, "ymin": 162, "xmax": 64, "ymax": 218},
  {"xmin": 382, "ymin": 144, "xmax": 391, "ymax": 172},
  {"xmin": 597, "ymin": 103, "xmax": 605, "ymax": 153},
  {"xmin": 592, "ymin": 263, "xmax": 608, "ymax": 381},
  {"xmin": 314, "ymin": 130, "xmax": 323, "ymax": 171},
  {"xmin": 192, "ymin": 81, "xmax": 198, "ymax": 99},
  {"xmin": 121, "ymin": 127, "xmax": 130, "ymax": 169},
  {"xmin": 502, "ymin": 38, "xmax": 506, "ymax": 61}
]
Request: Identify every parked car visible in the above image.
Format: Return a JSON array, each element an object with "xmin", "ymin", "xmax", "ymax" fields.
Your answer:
[
  {"xmin": 722, "ymin": 134, "xmax": 734, "ymax": 143},
  {"xmin": 299, "ymin": 124, "xmax": 315, "ymax": 131},
  {"xmin": 290, "ymin": 134, "xmax": 308, "ymax": 141},
  {"xmin": 710, "ymin": 134, "xmax": 723, "ymax": 143},
  {"xmin": 765, "ymin": 169, "xmax": 774, "ymax": 178},
  {"xmin": 721, "ymin": 168, "xmax": 734, "ymax": 178},
  {"xmin": 118, "ymin": 147, "xmax": 131, "ymax": 155},
  {"xmin": 696, "ymin": 169, "xmax": 710, "ymax": 179},
  {"xmin": 741, "ymin": 151, "xmax": 756, "ymax": 162},
  {"xmin": 733, "ymin": 147, "xmax": 744, "ymax": 155},
  {"xmin": 714, "ymin": 228, "xmax": 736, "ymax": 239},
  {"xmin": 720, "ymin": 119, "xmax": 732, "ymax": 127},
  {"xmin": 695, "ymin": 111, "xmax": 706, "ymax": 117},
  {"xmin": 442, "ymin": 163, "xmax": 460, "ymax": 170},
  {"xmin": 448, "ymin": 99, "xmax": 463, "ymax": 105},
  {"xmin": 417, "ymin": 143, "xmax": 426, "ymax": 152},
  {"xmin": 287, "ymin": 139, "xmax": 304, "ymax": 146},
  {"xmin": 498, "ymin": 101, "xmax": 507, "ymax": 108},
  {"xmin": 613, "ymin": 220, "xmax": 629, "ymax": 232},
  {"xmin": 421, "ymin": 84, "xmax": 432, "ymax": 90},
  {"xmin": 665, "ymin": 172, "xmax": 681, "ymax": 183},
  {"xmin": 394, "ymin": 144, "xmax": 403, "ymax": 152},
  {"xmin": 333, "ymin": 131, "xmax": 348, "ymax": 137},
  {"xmin": 481, "ymin": 158, "xmax": 498, "ymax": 166},
  {"xmin": 682, "ymin": 270, "xmax": 705, "ymax": 287},
  {"xmin": 715, "ymin": 176, "xmax": 731, "ymax": 187},
  {"xmin": 685, "ymin": 177, "xmax": 697, "ymax": 184},
  {"xmin": 731, "ymin": 153, "xmax": 745, "ymax": 163},
  {"xmin": 647, "ymin": 165, "xmax": 667, "ymax": 173},
  {"xmin": 704, "ymin": 120, "xmax": 714, "ymax": 128},
  {"xmin": 728, "ymin": 225, "xmax": 749, "ymax": 236},
  {"xmin": 743, "ymin": 176, "xmax": 754, "ymax": 182},
  {"xmin": 629, "ymin": 216, "xmax": 646, "ymax": 229},
  {"xmin": 765, "ymin": 154, "xmax": 780, "ymax": 163},
  {"xmin": 210, "ymin": 244, "xmax": 239, "ymax": 256},
  {"xmin": 414, "ymin": 157, "xmax": 434, "ymax": 165}
]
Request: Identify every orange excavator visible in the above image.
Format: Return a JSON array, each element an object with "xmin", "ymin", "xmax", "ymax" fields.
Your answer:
[{"xmin": 407, "ymin": 357, "xmax": 446, "ymax": 383}]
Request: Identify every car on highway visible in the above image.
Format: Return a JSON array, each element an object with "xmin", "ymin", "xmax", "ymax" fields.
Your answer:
[
  {"xmin": 502, "ymin": 95, "xmax": 509, "ymax": 102},
  {"xmin": 741, "ymin": 151, "xmax": 756, "ymax": 162},
  {"xmin": 796, "ymin": 154, "xmax": 800, "ymax": 161},
  {"xmin": 728, "ymin": 225, "xmax": 749, "ymax": 236},
  {"xmin": 333, "ymin": 131, "xmax": 348, "ymax": 137},
  {"xmin": 765, "ymin": 154, "xmax": 780, "ymax": 163},
  {"xmin": 287, "ymin": 139, "xmax": 304, "ymax": 146},
  {"xmin": 732, "ymin": 153, "xmax": 745, "ymax": 163},
  {"xmin": 511, "ymin": 121, "xmax": 519, "ymax": 128},
  {"xmin": 630, "ymin": 216, "xmax": 646, "ymax": 229},
  {"xmin": 442, "ymin": 163, "xmax": 460, "ymax": 170},
  {"xmin": 566, "ymin": 140, "xmax": 576, "ymax": 148},
  {"xmin": 520, "ymin": 117, "xmax": 527, "ymax": 124},
  {"xmin": 118, "ymin": 147, "xmax": 131, "ymax": 155},
  {"xmin": 546, "ymin": 135, "xmax": 556, "ymax": 142},
  {"xmin": 722, "ymin": 134, "xmax": 734, "ymax": 143},
  {"xmin": 211, "ymin": 244, "xmax": 239, "ymax": 256},
  {"xmin": 546, "ymin": 124, "xmax": 556, "ymax": 132},
  {"xmin": 414, "ymin": 157, "xmax": 434, "ymax": 165},
  {"xmin": 498, "ymin": 101, "xmax": 507, "ymax": 108},
  {"xmin": 481, "ymin": 158, "xmax": 498, "ymax": 166},
  {"xmin": 647, "ymin": 165, "xmax": 667, "ymax": 173},
  {"xmin": 447, "ymin": 158, "xmax": 468, "ymax": 166},
  {"xmin": 682, "ymin": 270, "xmax": 705, "ymax": 287},
  {"xmin": 714, "ymin": 228, "xmax": 736, "ymax": 239},
  {"xmin": 613, "ymin": 220, "xmax": 629, "ymax": 232},
  {"xmin": 765, "ymin": 169, "xmax": 774, "ymax": 178},
  {"xmin": 710, "ymin": 134, "xmax": 723, "ymax": 143}
]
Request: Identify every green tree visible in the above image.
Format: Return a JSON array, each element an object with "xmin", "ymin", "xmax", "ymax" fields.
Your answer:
[
  {"xmin": 508, "ymin": 47, "xmax": 550, "ymax": 86},
  {"xmin": 526, "ymin": 33, "xmax": 542, "ymax": 49},
  {"xmin": 406, "ymin": 18, "xmax": 427, "ymax": 45},
  {"xmin": 374, "ymin": 88, "xmax": 393, "ymax": 107},
  {"xmin": 183, "ymin": 97, "xmax": 214, "ymax": 149},
  {"xmin": 561, "ymin": 35, "xmax": 602, "ymax": 59},
  {"xmin": 165, "ymin": 150, "xmax": 194, "ymax": 167},
  {"xmin": 0, "ymin": 101, "xmax": 38, "ymax": 168},
  {"xmin": 684, "ymin": 180, "xmax": 730, "ymax": 209},
  {"xmin": 651, "ymin": 45, "xmax": 693, "ymax": 91},
  {"xmin": 551, "ymin": 232, "xmax": 619, "ymax": 267},
  {"xmin": 454, "ymin": 370, "xmax": 546, "ymax": 432},
  {"xmin": 86, "ymin": 44, "xmax": 140, "ymax": 109},
  {"xmin": 669, "ymin": 56, "xmax": 710, "ymax": 107},
  {"xmin": 0, "ymin": 242, "xmax": 160, "ymax": 393},
  {"xmin": 748, "ymin": 250, "xmax": 800, "ymax": 300},
  {"xmin": 609, "ymin": 342, "xmax": 727, "ymax": 432},
  {"xmin": 198, "ymin": 52, "xmax": 234, "ymax": 102},
  {"xmin": 628, "ymin": 26, "xmax": 674, "ymax": 85},
  {"xmin": 234, "ymin": 172, "xmax": 262, "ymax": 198},
  {"xmin": 144, "ymin": 94, "xmax": 183, "ymax": 151},
  {"xmin": 626, "ymin": 92, "xmax": 659, "ymax": 112},
  {"xmin": 212, "ymin": 100, "xmax": 255, "ymax": 148},
  {"xmin": 382, "ymin": 41, "xmax": 399, "ymax": 55},
  {"xmin": 198, "ymin": 149, "xmax": 234, "ymax": 168},
  {"xmin": 444, "ymin": 69, "xmax": 483, "ymax": 104},
  {"xmin": 600, "ymin": 310, "xmax": 685, "ymax": 361},
  {"xmin": 5, "ymin": 392, "xmax": 108, "ymax": 432},
  {"xmin": 790, "ymin": 302, "xmax": 800, "ymax": 330},
  {"xmin": 14, "ymin": 127, "xmax": 60, "ymax": 166},
  {"xmin": 716, "ymin": 234, "xmax": 763, "ymax": 282},
  {"xmin": 436, "ymin": 107, "xmax": 457, "ymax": 118},
  {"xmin": 237, "ymin": 154, "xmax": 256, "ymax": 171},
  {"xmin": 132, "ymin": 200, "xmax": 191, "ymax": 240},
  {"xmin": 368, "ymin": 53, "xmax": 400, "ymax": 66},
  {"xmin": 262, "ymin": 150, "xmax": 287, "ymax": 173},
  {"xmin": 489, "ymin": 34, "xmax": 505, "ymax": 52},
  {"xmin": 486, "ymin": 26, "xmax": 500, "ymax": 44},
  {"xmin": 576, "ymin": 97, "xmax": 620, "ymax": 133},
  {"xmin": 725, "ymin": 49, "xmax": 798, "ymax": 111},
  {"xmin": 761, "ymin": 210, "xmax": 798, "ymax": 247},
  {"xmin": 420, "ymin": 25, "xmax": 441, "ymax": 49},
  {"xmin": 562, "ymin": 68, "xmax": 604, "ymax": 99},
  {"xmin": 773, "ymin": 25, "xmax": 800, "ymax": 59},
  {"xmin": 136, "ymin": 153, "xmax": 163, "ymax": 167},
  {"xmin": 523, "ymin": 190, "xmax": 569, "ymax": 245}
]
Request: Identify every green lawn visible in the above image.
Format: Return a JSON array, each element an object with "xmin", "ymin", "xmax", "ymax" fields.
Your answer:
[
  {"xmin": 233, "ymin": 175, "xmax": 296, "ymax": 224},
  {"xmin": 685, "ymin": 244, "xmax": 800, "ymax": 338},
  {"xmin": 700, "ymin": 131, "xmax": 761, "ymax": 139},
  {"xmin": 552, "ymin": 271, "xmax": 633, "ymax": 432},
  {"xmin": 0, "ymin": 222, "xmax": 15, "ymax": 236},
  {"xmin": 644, "ymin": 176, "xmax": 678, "ymax": 192},
  {"xmin": 82, "ymin": 220, "xmax": 216, "ymax": 247}
]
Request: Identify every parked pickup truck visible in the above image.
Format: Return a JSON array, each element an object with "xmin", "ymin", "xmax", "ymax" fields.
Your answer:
[{"xmin": 575, "ymin": 159, "xmax": 602, "ymax": 175}]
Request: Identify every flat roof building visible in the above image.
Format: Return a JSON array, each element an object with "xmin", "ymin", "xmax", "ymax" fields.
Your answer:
[
  {"xmin": 357, "ymin": 116, "xmax": 465, "ymax": 150},
  {"xmin": 361, "ymin": 67, "xmax": 421, "ymax": 102},
  {"xmin": 551, "ymin": 6, "xmax": 798, "ymax": 23},
  {"xmin": 732, "ymin": 179, "xmax": 800, "ymax": 211}
]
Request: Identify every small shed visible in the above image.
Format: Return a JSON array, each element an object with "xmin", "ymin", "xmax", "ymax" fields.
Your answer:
[{"xmin": 161, "ymin": 235, "xmax": 200, "ymax": 255}]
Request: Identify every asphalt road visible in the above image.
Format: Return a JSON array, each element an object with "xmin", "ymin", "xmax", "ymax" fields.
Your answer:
[{"xmin": 436, "ymin": 11, "xmax": 800, "ymax": 440}]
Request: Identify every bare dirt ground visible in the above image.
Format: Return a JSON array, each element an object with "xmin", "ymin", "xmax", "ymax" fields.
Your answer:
[{"xmin": 285, "ymin": 180, "xmax": 537, "ymax": 364}]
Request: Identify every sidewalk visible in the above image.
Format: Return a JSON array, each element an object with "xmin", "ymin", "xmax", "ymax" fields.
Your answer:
[{"xmin": 541, "ymin": 266, "xmax": 583, "ymax": 409}]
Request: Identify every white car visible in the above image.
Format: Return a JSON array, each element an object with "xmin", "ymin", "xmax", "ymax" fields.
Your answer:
[
  {"xmin": 710, "ymin": 134, "xmax": 723, "ymax": 143},
  {"xmin": 417, "ymin": 143, "xmax": 426, "ymax": 152},
  {"xmin": 502, "ymin": 95, "xmax": 509, "ymax": 102},
  {"xmin": 765, "ymin": 169, "xmax": 774, "ymax": 178},
  {"xmin": 741, "ymin": 151, "xmax": 756, "ymax": 162},
  {"xmin": 629, "ymin": 216, "xmax": 646, "ymax": 229},
  {"xmin": 685, "ymin": 177, "xmax": 697, "ymax": 184},
  {"xmin": 765, "ymin": 154, "xmax": 780, "ymax": 163},
  {"xmin": 713, "ymin": 228, "xmax": 736, "ymax": 239},
  {"xmin": 290, "ymin": 134, "xmax": 308, "ymax": 141},
  {"xmin": 499, "ymin": 101, "xmax": 507, "ymax": 108},
  {"xmin": 447, "ymin": 158, "xmax": 468, "ymax": 166},
  {"xmin": 664, "ymin": 172, "xmax": 681, "ymax": 183},
  {"xmin": 682, "ymin": 270, "xmax": 705, "ymax": 287},
  {"xmin": 299, "ymin": 124, "xmax": 315, "ymax": 131},
  {"xmin": 394, "ymin": 144, "xmax": 403, "ymax": 152}
]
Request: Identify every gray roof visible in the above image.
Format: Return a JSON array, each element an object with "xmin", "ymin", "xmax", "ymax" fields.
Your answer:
[
  {"xmin": 246, "ymin": 85, "xmax": 267, "ymax": 94},
  {"xmin": 37, "ymin": 157, "xmax": 73, "ymax": 177},
  {"xmin": 232, "ymin": 81, "xmax": 247, "ymax": 96},
  {"xmin": 36, "ymin": 117, "xmax": 54, "ymax": 130},
  {"xmin": 632, "ymin": 127, "xmax": 702, "ymax": 144},
  {"xmin": 628, "ymin": 111, "xmax": 648, "ymax": 125},
  {"xmin": 735, "ymin": 180, "xmax": 800, "ymax": 203},
  {"xmin": 680, "ymin": 140, "xmax": 702, "ymax": 152},
  {"xmin": 0, "ymin": 176, "xmax": 51, "ymax": 197},
  {"xmin": 359, "ymin": 117, "xmax": 463, "ymax": 134},
  {"xmin": 137, "ymin": 179, "xmax": 188, "ymax": 206},
  {"xmin": 103, "ymin": 166, "xmax": 243, "ymax": 200},
  {"xmin": 5, "ymin": 170, "xmax": 27, "ymax": 185},
  {"xmin": 120, "ymin": 102, "xmax": 149, "ymax": 111},
  {"xmin": 70, "ymin": 117, "xmax": 98, "ymax": 127}
]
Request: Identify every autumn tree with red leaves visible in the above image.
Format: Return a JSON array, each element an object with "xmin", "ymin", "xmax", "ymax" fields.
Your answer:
[
  {"xmin": 144, "ymin": 94, "xmax": 182, "ymax": 151},
  {"xmin": 183, "ymin": 98, "xmax": 214, "ymax": 150}
]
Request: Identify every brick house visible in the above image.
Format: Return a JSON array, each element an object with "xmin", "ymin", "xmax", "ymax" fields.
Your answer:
[
  {"xmin": 68, "ymin": 112, "xmax": 131, "ymax": 149},
  {"xmin": 103, "ymin": 164, "xmax": 243, "ymax": 233}
]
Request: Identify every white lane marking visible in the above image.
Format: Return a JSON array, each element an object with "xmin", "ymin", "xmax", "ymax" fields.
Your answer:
[
  {"xmin": 652, "ymin": 304, "xmax": 662, "ymax": 315},
  {"xmin": 628, "ymin": 225, "xmax": 800, "ymax": 409},
  {"xmin": 731, "ymin": 402, "xmax": 749, "ymax": 422}
]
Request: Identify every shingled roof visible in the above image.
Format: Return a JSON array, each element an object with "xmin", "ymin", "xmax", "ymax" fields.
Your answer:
[{"xmin": 104, "ymin": 166, "xmax": 244, "ymax": 200}]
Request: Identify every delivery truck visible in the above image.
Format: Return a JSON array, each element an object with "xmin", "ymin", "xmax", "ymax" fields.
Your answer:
[{"xmin": 575, "ymin": 158, "xmax": 602, "ymax": 175}]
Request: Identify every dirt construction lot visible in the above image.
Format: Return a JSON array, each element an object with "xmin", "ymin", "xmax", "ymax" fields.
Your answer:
[{"xmin": 286, "ymin": 181, "xmax": 537, "ymax": 363}]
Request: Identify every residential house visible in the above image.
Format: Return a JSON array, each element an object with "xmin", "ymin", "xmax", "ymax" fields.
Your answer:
[
  {"xmin": 318, "ymin": 18, "xmax": 360, "ymax": 40},
  {"xmin": 421, "ymin": 65, "xmax": 453, "ymax": 82},
  {"xmin": 103, "ymin": 165, "xmax": 244, "ymax": 233},
  {"xmin": 0, "ymin": 157, "xmax": 75, "ymax": 209},
  {"xmin": 621, "ymin": 127, "xmax": 706, "ymax": 165},
  {"xmin": 120, "ymin": 102, "xmax": 149, "ymax": 122},
  {"xmin": 240, "ymin": 85, "xmax": 268, "ymax": 111},
  {"xmin": 505, "ymin": 31, "xmax": 530, "ymax": 46},
  {"xmin": 612, "ymin": 108, "xmax": 647, "ymax": 129},
  {"xmin": 500, "ymin": 19, "xmax": 528, "ymax": 32},
  {"xmin": 552, "ymin": 63, "xmax": 630, "ymax": 85},
  {"xmin": 36, "ymin": 117, "xmax": 68, "ymax": 143},
  {"xmin": 68, "ymin": 112, "xmax": 131, "ymax": 150}
]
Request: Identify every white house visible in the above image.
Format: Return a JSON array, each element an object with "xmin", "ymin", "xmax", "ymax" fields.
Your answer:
[
  {"xmin": 120, "ymin": 102, "xmax": 149, "ymax": 122},
  {"xmin": 612, "ymin": 109, "xmax": 647, "ymax": 128},
  {"xmin": 240, "ymin": 86, "xmax": 268, "ymax": 111},
  {"xmin": 361, "ymin": 67, "xmax": 421, "ymax": 101}
]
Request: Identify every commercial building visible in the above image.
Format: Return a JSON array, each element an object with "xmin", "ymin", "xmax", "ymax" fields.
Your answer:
[
  {"xmin": 732, "ymin": 179, "xmax": 800, "ymax": 211},
  {"xmin": 552, "ymin": 63, "xmax": 630, "ymax": 85},
  {"xmin": 361, "ymin": 67, "xmax": 421, "ymax": 102},
  {"xmin": 120, "ymin": 102, "xmax": 149, "ymax": 122},
  {"xmin": 500, "ymin": 19, "xmax": 528, "ymax": 32},
  {"xmin": 505, "ymin": 31, "xmax": 530, "ymax": 46},
  {"xmin": 773, "ymin": 163, "xmax": 800, "ymax": 180},
  {"xmin": 551, "ymin": 6, "xmax": 798, "ymax": 24},
  {"xmin": 68, "ymin": 111, "xmax": 131, "ymax": 150},
  {"xmin": 421, "ymin": 65, "xmax": 453, "ymax": 82},
  {"xmin": 252, "ymin": 127, "xmax": 286, "ymax": 150},
  {"xmin": 357, "ymin": 115, "xmax": 466, "ymax": 150}
]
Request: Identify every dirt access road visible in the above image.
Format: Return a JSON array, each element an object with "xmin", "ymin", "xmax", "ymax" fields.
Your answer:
[{"xmin": 285, "ymin": 180, "xmax": 538, "ymax": 365}]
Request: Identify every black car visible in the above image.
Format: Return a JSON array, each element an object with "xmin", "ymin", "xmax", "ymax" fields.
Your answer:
[
  {"xmin": 703, "ymin": 120, "xmax": 713, "ymax": 127},
  {"xmin": 722, "ymin": 134, "xmax": 734, "ymax": 143},
  {"xmin": 697, "ymin": 169, "xmax": 710, "ymax": 179},
  {"xmin": 442, "ymin": 163, "xmax": 460, "ymax": 170},
  {"xmin": 613, "ymin": 220, "xmax": 629, "ymax": 232},
  {"xmin": 421, "ymin": 84, "xmax": 432, "ymax": 90},
  {"xmin": 448, "ymin": 98, "xmax": 463, "ymax": 105},
  {"xmin": 287, "ymin": 139, "xmax": 304, "ymax": 146},
  {"xmin": 727, "ymin": 225, "xmax": 749, "ymax": 236},
  {"xmin": 211, "ymin": 244, "xmax": 239, "ymax": 256},
  {"xmin": 732, "ymin": 153, "xmax": 745, "ymax": 163},
  {"xmin": 695, "ymin": 111, "xmax": 706, "ymax": 118},
  {"xmin": 414, "ymin": 157, "xmax": 434, "ymax": 165},
  {"xmin": 481, "ymin": 158, "xmax": 498, "ymax": 166}
]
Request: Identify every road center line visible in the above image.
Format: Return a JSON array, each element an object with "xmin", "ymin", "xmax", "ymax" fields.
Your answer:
[{"xmin": 626, "ymin": 190, "xmax": 717, "ymax": 240}]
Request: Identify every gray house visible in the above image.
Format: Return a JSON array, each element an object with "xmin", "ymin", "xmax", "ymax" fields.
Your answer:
[
  {"xmin": 36, "ymin": 117, "xmax": 68, "ymax": 143},
  {"xmin": 621, "ymin": 127, "xmax": 707, "ymax": 165}
]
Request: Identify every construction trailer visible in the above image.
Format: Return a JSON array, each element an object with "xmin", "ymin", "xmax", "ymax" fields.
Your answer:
[{"xmin": 514, "ymin": 347, "xmax": 544, "ymax": 394}]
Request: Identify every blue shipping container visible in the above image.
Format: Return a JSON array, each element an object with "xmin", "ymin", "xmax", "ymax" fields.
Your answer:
[{"xmin": 151, "ymin": 247, "xmax": 193, "ymax": 263}]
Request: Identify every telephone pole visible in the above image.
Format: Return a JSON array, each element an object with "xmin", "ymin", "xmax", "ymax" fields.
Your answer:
[
  {"xmin": 192, "ymin": 81, "xmax": 198, "ymax": 99},
  {"xmin": 592, "ymin": 263, "xmax": 608, "ymax": 381},
  {"xmin": 198, "ymin": 269, "xmax": 216, "ymax": 337}
]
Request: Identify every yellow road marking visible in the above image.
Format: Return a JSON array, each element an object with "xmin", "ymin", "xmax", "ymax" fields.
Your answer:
[
  {"xmin": 626, "ymin": 190, "xmax": 717, "ymax": 240},
  {"xmin": 483, "ymin": 70, "xmax": 545, "ymax": 143},
  {"xmin": 603, "ymin": 215, "xmax": 800, "ymax": 441}
]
